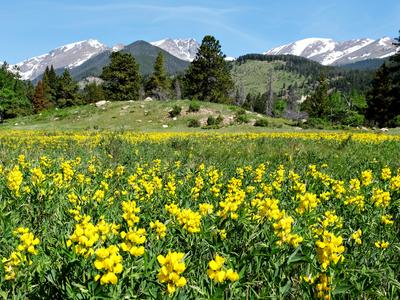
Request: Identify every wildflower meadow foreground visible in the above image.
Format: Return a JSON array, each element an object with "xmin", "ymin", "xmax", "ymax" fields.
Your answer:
[{"xmin": 0, "ymin": 131, "xmax": 399, "ymax": 299}]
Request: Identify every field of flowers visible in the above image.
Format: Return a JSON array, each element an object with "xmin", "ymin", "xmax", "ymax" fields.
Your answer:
[{"xmin": 0, "ymin": 131, "xmax": 399, "ymax": 299}]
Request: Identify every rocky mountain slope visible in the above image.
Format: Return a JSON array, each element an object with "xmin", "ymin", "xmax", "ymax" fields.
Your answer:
[
  {"xmin": 150, "ymin": 38, "xmax": 199, "ymax": 61},
  {"xmin": 265, "ymin": 37, "xmax": 397, "ymax": 65},
  {"xmin": 14, "ymin": 39, "xmax": 109, "ymax": 80}
]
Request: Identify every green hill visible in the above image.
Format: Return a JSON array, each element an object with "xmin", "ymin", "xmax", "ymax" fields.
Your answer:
[
  {"xmin": 231, "ymin": 60, "xmax": 307, "ymax": 96},
  {"xmin": 0, "ymin": 100, "xmax": 292, "ymax": 131},
  {"xmin": 231, "ymin": 54, "xmax": 376, "ymax": 97}
]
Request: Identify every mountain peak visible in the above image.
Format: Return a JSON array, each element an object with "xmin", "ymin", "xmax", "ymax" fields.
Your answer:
[
  {"xmin": 14, "ymin": 40, "xmax": 109, "ymax": 80},
  {"xmin": 265, "ymin": 37, "xmax": 396, "ymax": 65},
  {"xmin": 150, "ymin": 38, "xmax": 199, "ymax": 61}
]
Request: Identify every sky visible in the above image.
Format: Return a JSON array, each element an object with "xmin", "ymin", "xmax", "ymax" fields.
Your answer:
[{"xmin": 1, "ymin": 0, "xmax": 399, "ymax": 64}]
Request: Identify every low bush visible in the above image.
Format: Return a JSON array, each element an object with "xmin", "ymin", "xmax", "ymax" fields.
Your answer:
[
  {"xmin": 254, "ymin": 118, "xmax": 269, "ymax": 127},
  {"xmin": 169, "ymin": 105, "xmax": 182, "ymax": 118},
  {"xmin": 187, "ymin": 118, "xmax": 201, "ymax": 128},
  {"xmin": 188, "ymin": 101, "xmax": 201, "ymax": 113}
]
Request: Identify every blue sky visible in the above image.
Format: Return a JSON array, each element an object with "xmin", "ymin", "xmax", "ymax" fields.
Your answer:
[{"xmin": 1, "ymin": 0, "xmax": 399, "ymax": 63}]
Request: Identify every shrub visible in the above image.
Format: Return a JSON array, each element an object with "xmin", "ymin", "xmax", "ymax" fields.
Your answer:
[
  {"xmin": 392, "ymin": 115, "xmax": 400, "ymax": 127},
  {"xmin": 187, "ymin": 118, "xmax": 201, "ymax": 128},
  {"xmin": 254, "ymin": 118, "xmax": 269, "ymax": 127},
  {"xmin": 207, "ymin": 116, "xmax": 217, "ymax": 126},
  {"xmin": 169, "ymin": 105, "xmax": 182, "ymax": 118},
  {"xmin": 188, "ymin": 101, "xmax": 201, "ymax": 112},
  {"xmin": 342, "ymin": 113, "xmax": 365, "ymax": 126},
  {"xmin": 216, "ymin": 115, "xmax": 224, "ymax": 125}
]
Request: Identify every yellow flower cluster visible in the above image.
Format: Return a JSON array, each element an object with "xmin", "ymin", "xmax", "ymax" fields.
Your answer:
[
  {"xmin": 351, "ymin": 229, "xmax": 362, "ymax": 245},
  {"xmin": 207, "ymin": 254, "xmax": 239, "ymax": 283},
  {"xmin": 122, "ymin": 200, "xmax": 140, "ymax": 227},
  {"xmin": 217, "ymin": 177, "xmax": 245, "ymax": 219},
  {"xmin": 67, "ymin": 215, "xmax": 99, "ymax": 257},
  {"xmin": 302, "ymin": 272, "xmax": 331, "ymax": 300},
  {"xmin": 2, "ymin": 227, "xmax": 39, "ymax": 280},
  {"xmin": 371, "ymin": 188, "xmax": 391, "ymax": 207},
  {"xmin": 315, "ymin": 273, "xmax": 331, "ymax": 300},
  {"xmin": 361, "ymin": 170, "xmax": 373, "ymax": 186},
  {"xmin": 191, "ymin": 175, "xmax": 204, "ymax": 200},
  {"xmin": 316, "ymin": 231, "xmax": 345, "ymax": 270},
  {"xmin": 94, "ymin": 245, "xmax": 123, "ymax": 285},
  {"xmin": 296, "ymin": 192, "xmax": 320, "ymax": 214},
  {"xmin": 31, "ymin": 167, "xmax": 45, "ymax": 186},
  {"xmin": 273, "ymin": 214, "xmax": 303, "ymax": 248},
  {"xmin": 165, "ymin": 203, "xmax": 202, "ymax": 233},
  {"xmin": 374, "ymin": 240, "xmax": 390, "ymax": 249},
  {"xmin": 389, "ymin": 175, "xmax": 400, "ymax": 190},
  {"xmin": 157, "ymin": 251, "xmax": 187, "ymax": 294},
  {"xmin": 150, "ymin": 220, "xmax": 167, "ymax": 239},
  {"xmin": 381, "ymin": 214, "xmax": 394, "ymax": 225},
  {"xmin": 381, "ymin": 166, "xmax": 392, "ymax": 180},
  {"xmin": 120, "ymin": 228, "xmax": 146, "ymax": 256},
  {"xmin": 199, "ymin": 203, "xmax": 214, "ymax": 216},
  {"xmin": 7, "ymin": 166, "xmax": 23, "ymax": 196},
  {"xmin": 176, "ymin": 209, "xmax": 202, "ymax": 233},
  {"xmin": 344, "ymin": 195, "xmax": 365, "ymax": 210}
]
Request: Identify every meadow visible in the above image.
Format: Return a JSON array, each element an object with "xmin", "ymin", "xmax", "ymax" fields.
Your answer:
[{"xmin": 0, "ymin": 131, "xmax": 399, "ymax": 299}]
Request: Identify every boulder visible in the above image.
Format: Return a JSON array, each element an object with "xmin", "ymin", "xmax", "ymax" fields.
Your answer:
[
  {"xmin": 95, "ymin": 100, "xmax": 108, "ymax": 107},
  {"xmin": 144, "ymin": 97, "xmax": 153, "ymax": 102}
]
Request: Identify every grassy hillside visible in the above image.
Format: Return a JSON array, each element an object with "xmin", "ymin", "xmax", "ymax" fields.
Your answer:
[
  {"xmin": 232, "ymin": 54, "xmax": 376, "ymax": 97},
  {"xmin": 0, "ymin": 100, "xmax": 293, "ymax": 131},
  {"xmin": 231, "ymin": 60, "xmax": 307, "ymax": 96}
]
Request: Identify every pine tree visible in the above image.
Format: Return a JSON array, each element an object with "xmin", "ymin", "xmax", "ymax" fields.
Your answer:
[
  {"xmin": 56, "ymin": 69, "xmax": 79, "ymax": 107},
  {"xmin": 184, "ymin": 35, "xmax": 234, "ymax": 103},
  {"xmin": 0, "ymin": 65, "xmax": 32, "ymax": 119},
  {"xmin": 42, "ymin": 65, "xmax": 58, "ymax": 105},
  {"xmin": 32, "ymin": 80, "xmax": 46, "ymax": 113},
  {"xmin": 301, "ymin": 75, "xmax": 329, "ymax": 118},
  {"xmin": 101, "ymin": 52, "xmax": 141, "ymax": 101},
  {"xmin": 366, "ymin": 62, "xmax": 399, "ymax": 127},
  {"xmin": 145, "ymin": 52, "xmax": 170, "ymax": 100},
  {"xmin": 82, "ymin": 82, "xmax": 105, "ymax": 104}
]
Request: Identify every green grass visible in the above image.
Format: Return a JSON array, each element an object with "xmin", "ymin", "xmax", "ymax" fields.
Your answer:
[
  {"xmin": 0, "ymin": 100, "xmax": 294, "ymax": 132},
  {"xmin": 231, "ymin": 60, "xmax": 307, "ymax": 96}
]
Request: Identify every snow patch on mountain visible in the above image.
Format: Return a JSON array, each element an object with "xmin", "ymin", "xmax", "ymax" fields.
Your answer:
[
  {"xmin": 150, "ymin": 38, "xmax": 199, "ymax": 61},
  {"xmin": 265, "ymin": 37, "xmax": 396, "ymax": 66},
  {"xmin": 13, "ymin": 39, "xmax": 109, "ymax": 80}
]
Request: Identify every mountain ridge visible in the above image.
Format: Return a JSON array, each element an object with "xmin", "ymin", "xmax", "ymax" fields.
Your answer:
[
  {"xmin": 150, "ymin": 38, "xmax": 199, "ymax": 61},
  {"xmin": 35, "ymin": 40, "xmax": 190, "ymax": 82},
  {"xmin": 265, "ymin": 37, "xmax": 397, "ymax": 65}
]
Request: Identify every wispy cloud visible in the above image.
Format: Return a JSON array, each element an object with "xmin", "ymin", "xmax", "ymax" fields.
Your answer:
[{"xmin": 64, "ymin": 3, "xmax": 244, "ymax": 16}]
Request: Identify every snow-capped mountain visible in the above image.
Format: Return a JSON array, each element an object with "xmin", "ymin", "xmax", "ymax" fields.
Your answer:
[
  {"xmin": 14, "ymin": 39, "xmax": 109, "ymax": 80},
  {"xmin": 264, "ymin": 37, "xmax": 398, "ymax": 65},
  {"xmin": 151, "ymin": 38, "xmax": 199, "ymax": 61}
]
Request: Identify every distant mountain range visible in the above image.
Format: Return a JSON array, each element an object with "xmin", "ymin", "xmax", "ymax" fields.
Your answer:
[
  {"xmin": 150, "ymin": 38, "xmax": 199, "ymax": 61},
  {"xmin": 11, "ymin": 38, "xmax": 196, "ymax": 81},
  {"xmin": 64, "ymin": 40, "xmax": 190, "ymax": 82},
  {"xmin": 15, "ymin": 39, "xmax": 109, "ymax": 80},
  {"xmin": 5, "ymin": 36, "xmax": 399, "ymax": 81},
  {"xmin": 264, "ymin": 37, "xmax": 397, "ymax": 65}
]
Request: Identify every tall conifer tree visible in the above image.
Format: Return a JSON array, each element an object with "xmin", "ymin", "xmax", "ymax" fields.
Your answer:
[{"xmin": 184, "ymin": 35, "xmax": 233, "ymax": 103}]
